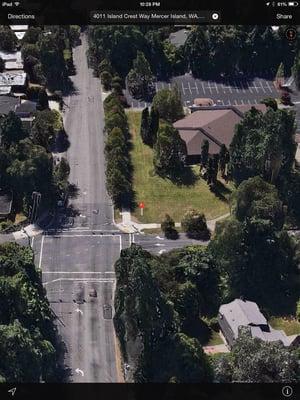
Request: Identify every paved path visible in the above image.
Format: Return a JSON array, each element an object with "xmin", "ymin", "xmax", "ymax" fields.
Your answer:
[{"xmin": 117, "ymin": 210, "xmax": 230, "ymax": 234}]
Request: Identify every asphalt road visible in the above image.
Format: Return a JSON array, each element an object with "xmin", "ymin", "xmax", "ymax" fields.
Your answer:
[{"xmin": 39, "ymin": 35, "xmax": 121, "ymax": 383}]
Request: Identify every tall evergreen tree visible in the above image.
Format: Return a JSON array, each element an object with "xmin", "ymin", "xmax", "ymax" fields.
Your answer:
[
  {"xmin": 140, "ymin": 107, "xmax": 150, "ymax": 145},
  {"xmin": 201, "ymin": 140, "xmax": 209, "ymax": 168},
  {"xmin": 219, "ymin": 144, "xmax": 229, "ymax": 177},
  {"xmin": 149, "ymin": 106, "xmax": 159, "ymax": 146}
]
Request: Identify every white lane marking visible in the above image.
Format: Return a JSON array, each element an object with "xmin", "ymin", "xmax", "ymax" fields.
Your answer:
[
  {"xmin": 168, "ymin": 82, "xmax": 171, "ymax": 90},
  {"xmin": 38, "ymin": 235, "xmax": 45, "ymax": 270},
  {"xmin": 158, "ymin": 249, "xmax": 166, "ymax": 255},
  {"xmin": 31, "ymin": 236, "xmax": 35, "ymax": 247},
  {"xmin": 155, "ymin": 236, "xmax": 164, "ymax": 240},
  {"xmin": 188, "ymin": 81, "xmax": 192, "ymax": 95},
  {"xmin": 129, "ymin": 233, "xmax": 132, "ymax": 247},
  {"xmin": 132, "ymin": 234, "xmax": 135, "ymax": 244},
  {"xmin": 254, "ymin": 99, "xmax": 258, "ymax": 104},
  {"xmin": 119, "ymin": 234, "xmax": 122, "ymax": 252},
  {"xmin": 154, "ymin": 243, "xmax": 166, "ymax": 247},
  {"xmin": 248, "ymin": 99, "xmax": 251, "ymax": 105},
  {"xmin": 194, "ymin": 82, "xmax": 200, "ymax": 94},
  {"xmin": 234, "ymin": 100, "xmax": 238, "ymax": 105},
  {"xmin": 43, "ymin": 271, "xmax": 116, "ymax": 274},
  {"xmin": 241, "ymin": 99, "xmax": 244, "ymax": 105},
  {"xmin": 75, "ymin": 308, "xmax": 83, "ymax": 315},
  {"xmin": 48, "ymin": 234, "xmax": 121, "ymax": 238},
  {"xmin": 75, "ymin": 368, "xmax": 84, "ymax": 377},
  {"xmin": 43, "ymin": 278, "xmax": 115, "ymax": 286}
]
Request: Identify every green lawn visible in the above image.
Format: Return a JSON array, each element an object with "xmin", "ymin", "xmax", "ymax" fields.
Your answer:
[
  {"xmin": 269, "ymin": 317, "xmax": 300, "ymax": 336},
  {"xmin": 128, "ymin": 111, "xmax": 232, "ymax": 224}
]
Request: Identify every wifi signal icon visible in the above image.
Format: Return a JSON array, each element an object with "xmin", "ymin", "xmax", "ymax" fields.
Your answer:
[{"xmin": 14, "ymin": 1, "xmax": 20, "ymax": 6}]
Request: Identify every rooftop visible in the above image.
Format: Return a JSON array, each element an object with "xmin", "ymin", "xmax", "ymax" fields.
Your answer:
[
  {"xmin": 0, "ymin": 71, "xmax": 27, "ymax": 87},
  {"xmin": 169, "ymin": 29, "xmax": 190, "ymax": 48},
  {"xmin": 173, "ymin": 104, "xmax": 267, "ymax": 155},
  {"xmin": 219, "ymin": 299, "xmax": 297, "ymax": 346},
  {"xmin": 0, "ymin": 95, "xmax": 19, "ymax": 115},
  {"xmin": 0, "ymin": 50, "xmax": 22, "ymax": 62}
]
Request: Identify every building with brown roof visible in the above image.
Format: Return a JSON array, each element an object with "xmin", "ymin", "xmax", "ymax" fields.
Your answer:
[{"xmin": 173, "ymin": 104, "xmax": 267, "ymax": 164}]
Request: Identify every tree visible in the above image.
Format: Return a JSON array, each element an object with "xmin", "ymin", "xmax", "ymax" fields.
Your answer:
[
  {"xmin": 200, "ymin": 140, "xmax": 209, "ymax": 169},
  {"xmin": 206, "ymin": 158, "xmax": 216, "ymax": 185},
  {"xmin": 261, "ymin": 97, "xmax": 278, "ymax": 111},
  {"xmin": 36, "ymin": 88, "xmax": 49, "ymax": 111},
  {"xmin": 0, "ymin": 56, "xmax": 4, "ymax": 73},
  {"xmin": 38, "ymin": 34, "xmax": 67, "ymax": 87},
  {"xmin": 174, "ymin": 282, "xmax": 200, "ymax": 328},
  {"xmin": 219, "ymin": 144, "xmax": 229, "ymax": 177},
  {"xmin": 281, "ymin": 91, "xmax": 292, "ymax": 106},
  {"xmin": 21, "ymin": 43, "xmax": 40, "ymax": 61},
  {"xmin": 161, "ymin": 214, "xmax": 177, "ymax": 239},
  {"xmin": 149, "ymin": 106, "xmax": 159, "ymax": 146},
  {"xmin": 209, "ymin": 216, "xmax": 297, "ymax": 311},
  {"xmin": 140, "ymin": 107, "xmax": 150, "ymax": 145},
  {"xmin": 31, "ymin": 110, "xmax": 63, "ymax": 150},
  {"xmin": 276, "ymin": 61, "xmax": 285, "ymax": 80},
  {"xmin": 114, "ymin": 244, "xmax": 213, "ymax": 382},
  {"xmin": 54, "ymin": 157, "xmax": 70, "ymax": 189},
  {"xmin": 229, "ymin": 107, "xmax": 296, "ymax": 184},
  {"xmin": 0, "ymin": 26, "xmax": 17, "ymax": 51},
  {"xmin": 152, "ymin": 86, "xmax": 184, "ymax": 123},
  {"xmin": 0, "ymin": 112, "xmax": 27, "ymax": 148},
  {"xmin": 100, "ymin": 70, "xmax": 112, "ymax": 91},
  {"xmin": 181, "ymin": 210, "xmax": 210, "ymax": 240},
  {"xmin": 126, "ymin": 51, "xmax": 155, "ymax": 100},
  {"xmin": 153, "ymin": 123, "xmax": 187, "ymax": 178},
  {"xmin": 233, "ymin": 176, "xmax": 284, "ymax": 229},
  {"xmin": 214, "ymin": 327, "xmax": 300, "ymax": 383},
  {"xmin": 183, "ymin": 26, "xmax": 209, "ymax": 77},
  {"xmin": 0, "ymin": 243, "xmax": 58, "ymax": 382},
  {"xmin": 22, "ymin": 27, "xmax": 42, "ymax": 44}
]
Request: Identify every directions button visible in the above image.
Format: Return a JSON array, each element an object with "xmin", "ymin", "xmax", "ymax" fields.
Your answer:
[{"xmin": 282, "ymin": 386, "xmax": 293, "ymax": 398}]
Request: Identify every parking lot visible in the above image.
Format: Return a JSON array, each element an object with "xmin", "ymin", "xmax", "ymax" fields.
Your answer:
[{"xmin": 126, "ymin": 73, "xmax": 279, "ymax": 109}]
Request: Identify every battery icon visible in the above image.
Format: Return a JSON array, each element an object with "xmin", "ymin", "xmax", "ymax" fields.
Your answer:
[{"xmin": 288, "ymin": 2, "xmax": 298, "ymax": 6}]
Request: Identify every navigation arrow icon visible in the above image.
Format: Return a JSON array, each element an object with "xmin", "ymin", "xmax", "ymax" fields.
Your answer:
[{"xmin": 8, "ymin": 388, "xmax": 16, "ymax": 397}]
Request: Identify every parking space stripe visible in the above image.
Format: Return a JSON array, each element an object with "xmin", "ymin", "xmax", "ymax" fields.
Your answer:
[
  {"xmin": 234, "ymin": 81, "xmax": 240, "ymax": 93},
  {"xmin": 259, "ymin": 80, "xmax": 266, "ymax": 93},
  {"xmin": 265, "ymin": 81, "xmax": 273, "ymax": 93},
  {"xmin": 181, "ymin": 82, "xmax": 186, "ymax": 95},
  {"xmin": 188, "ymin": 81, "xmax": 192, "ymax": 95},
  {"xmin": 201, "ymin": 82, "xmax": 206, "ymax": 95}
]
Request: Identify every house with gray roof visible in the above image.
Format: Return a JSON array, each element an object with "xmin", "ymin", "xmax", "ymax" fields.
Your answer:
[{"xmin": 218, "ymin": 299, "xmax": 300, "ymax": 348}]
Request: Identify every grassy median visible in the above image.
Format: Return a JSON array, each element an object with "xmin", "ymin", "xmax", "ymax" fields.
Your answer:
[{"xmin": 128, "ymin": 110, "xmax": 232, "ymax": 224}]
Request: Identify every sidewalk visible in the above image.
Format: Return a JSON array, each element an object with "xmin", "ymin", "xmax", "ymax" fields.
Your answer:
[{"xmin": 116, "ymin": 209, "xmax": 230, "ymax": 234}]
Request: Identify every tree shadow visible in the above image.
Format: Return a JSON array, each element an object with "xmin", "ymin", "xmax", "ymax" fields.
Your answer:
[
  {"xmin": 164, "ymin": 229, "xmax": 179, "ymax": 240},
  {"xmin": 209, "ymin": 180, "xmax": 232, "ymax": 202},
  {"xmin": 170, "ymin": 167, "xmax": 198, "ymax": 187},
  {"xmin": 52, "ymin": 129, "xmax": 70, "ymax": 153},
  {"xmin": 183, "ymin": 318, "xmax": 212, "ymax": 345}
]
